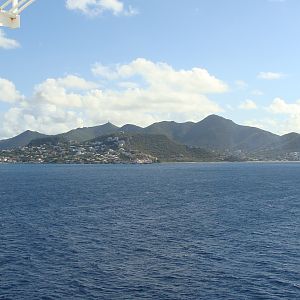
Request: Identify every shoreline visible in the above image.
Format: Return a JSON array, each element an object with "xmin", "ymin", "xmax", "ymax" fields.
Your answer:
[{"xmin": 1, "ymin": 160, "xmax": 300, "ymax": 165}]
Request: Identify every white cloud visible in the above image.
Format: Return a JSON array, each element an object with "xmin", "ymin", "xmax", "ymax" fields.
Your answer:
[
  {"xmin": 251, "ymin": 89, "xmax": 264, "ymax": 96},
  {"xmin": 31, "ymin": 75, "xmax": 98, "ymax": 108},
  {"xmin": 268, "ymin": 97, "xmax": 300, "ymax": 115},
  {"xmin": 239, "ymin": 99, "xmax": 257, "ymax": 110},
  {"xmin": 235, "ymin": 80, "xmax": 248, "ymax": 89},
  {"xmin": 257, "ymin": 72, "xmax": 286, "ymax": 80},
  {"xmin": 241, "ymin": 97, "xmax": 300, "ymax": 135},
  {"xmin": 91, "ymin": 63, "xmax": 118, "ymax": 79},
  {"xmin": 0, "ymin": 78, "xmax": 23, "ymax": 103},
  {"xmin": 244, "ymin": 118, "xmax": 277, "ymax": 130},
  {"xmin": 92, "ymin": 58, "xmax": 228, "ymax": 94},
  {"xmin": 2, "ymin": 105, "xmax": 84, "ymax": 139},
  {"xmin": 0, "ymin": 59, "xmax": 228, "ymax": 138},
  {"xmin": 266, "ymin": 97, "xmax": 300, "ymax": 133},
  {"xmin": 56, "ymin": 75, "xmax": 99, "ymax": 90},
  {"xmin": 65, "ymin": 0, "xmax": 137, "ymax": 16},
  {"xmin": 0, "ymin": 29, "xmax": 20, "ymax": 49}
]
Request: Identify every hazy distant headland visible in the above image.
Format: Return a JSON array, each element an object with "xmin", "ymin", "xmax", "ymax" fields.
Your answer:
[{"xmin": 1, "ymin": 115, "xmax": 300, "ymax": 164}]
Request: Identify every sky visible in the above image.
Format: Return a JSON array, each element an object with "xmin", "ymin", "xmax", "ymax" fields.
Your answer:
[{"xmin": 1, "ymin": 0, "xmax": 300, "ymax": 138}]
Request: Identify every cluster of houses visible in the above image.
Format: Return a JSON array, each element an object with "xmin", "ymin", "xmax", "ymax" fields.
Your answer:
[
  {"xmin": 0, "ymin": 136, "xmax": 158, "ymax": 164},
  {"xmin": 218, "ymin": 148, "xmax": 300, "ymax": 162}
]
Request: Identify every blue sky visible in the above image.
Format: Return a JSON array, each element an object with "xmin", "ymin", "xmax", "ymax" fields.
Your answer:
[{"xmin": 1, "ymin": 0, "xmax": 300, "ymax": 138}]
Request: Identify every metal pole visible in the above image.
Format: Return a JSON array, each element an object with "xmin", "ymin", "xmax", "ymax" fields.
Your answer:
[
  {"xmin": 18, "ymin": 0, "xmax": 35, "ymax": 14},
  {"xmin": 0, "ymin": 0, "xmax": 12, "ymax": 10},
  {"xmin": 12, "ymin": 0, "xmax": 18, "ymax": 12}
]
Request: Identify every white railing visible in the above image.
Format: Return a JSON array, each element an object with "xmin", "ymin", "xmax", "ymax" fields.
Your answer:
[{"xmin": 0, "ymin": 0, "xmax": 35, "ymax": 28}]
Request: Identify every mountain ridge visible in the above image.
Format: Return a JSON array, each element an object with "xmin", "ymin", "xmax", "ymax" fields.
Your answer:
[
  {"xmin": 1, "ymin": 115, "xmax": 300, "ymax": 155},
  {"xmin": 0, "ymin": 130, "xmax": 48, "ymax": 150}
]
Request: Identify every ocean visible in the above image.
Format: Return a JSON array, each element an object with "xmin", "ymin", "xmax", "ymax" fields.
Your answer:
[{"xmin": 0, "ymin": 163, "xmax": 299, "ymax": 299}]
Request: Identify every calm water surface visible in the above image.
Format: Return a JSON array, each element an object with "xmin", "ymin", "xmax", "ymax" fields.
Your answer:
[{"xmin": 0, "ymin": 163, "xmax": 299, "ymax": 299}]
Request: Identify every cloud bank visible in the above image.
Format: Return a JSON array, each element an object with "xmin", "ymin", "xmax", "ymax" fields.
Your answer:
[
  {"xmin": 246, "ymin": 97, "xmax": 300, "ymax": 134},
  {"xmin": 0, "ymin": 59, "xmax": 228, "ymax": 138},
  {"xmin": 0, "ymin": 78, "xmax": 23, "ymax": 103},
  {"xmin": 65, "ymin": 0, "xmax": 137, "ymax": 16},
  {"xmin": 239, "ymin": 99, "xmax": 257, "ymax": 110},
  {"xmin": 0, "ymin": 30, "xmax": 20, "ymax": 49},
  {"xmin": 257, "ymin": 72, "xmax": 285, "ymax": 80}
]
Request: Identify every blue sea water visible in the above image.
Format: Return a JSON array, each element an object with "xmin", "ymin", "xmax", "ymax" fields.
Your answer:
[{"xmin": 0, "ymin": 163, "xmax": 299, "ymax": 299}]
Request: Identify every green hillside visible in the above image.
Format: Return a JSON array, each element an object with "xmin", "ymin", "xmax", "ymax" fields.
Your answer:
[
  {"xmin": 0, "ymin": 130, "xmax": 48, "ymax": 150},
  {"xmin": 3, "ymin": 115, "xmax": 300, "ymax": 159},
  {"xmin": 93, "ymin": 133, "xmax": 218, "ymax": 162}
]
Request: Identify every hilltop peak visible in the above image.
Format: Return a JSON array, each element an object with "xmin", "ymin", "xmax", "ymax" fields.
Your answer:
[
  {"xmin": 281, "ymin": 132, "xmax": 300, "ymax": 138},
  {"xmin": 200, "ymin": 114, "xmax": 235, "ymax": 124},
  {"xmin": 0, "ymin": 115, "xmax": 296, "ymax": 153},
  {"xmin": 22, "ymin": 129, "xmax": 37, "ymax": 134},
  {"xmin": 0, "ymin": 130, "xmax": 48, "ymax": 150},
  {"xmin": 16, "ymin": 130, "xmax": 43, "ymax": 138},
  {"xmin": 105, "ymin": 121, "xmax": 115, "ymax": 125}
]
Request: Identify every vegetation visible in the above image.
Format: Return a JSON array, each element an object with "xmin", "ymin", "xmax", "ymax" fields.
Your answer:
[
  {"xmin": 92, "ymin": 133, "xmax": 218, "ymax": 162},
  {"xmin": 2, "ymin": 115, "xmax": 300, "ymax": 162}
]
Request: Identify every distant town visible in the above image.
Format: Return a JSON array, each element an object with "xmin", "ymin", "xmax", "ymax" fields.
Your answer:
[
  {"xmin": 1, "ymin": 115, "xmax": 300, "ymax": 164},
  {"xmin": 1, "ymin": 133, "xmax": 300, "ymax": 164},
  {"xmin": 0, "ymin": 136, "xmax": 158, "ymax": 164},
  {"xmin": 220, "ymin": 149, "xmax": 300, "ymax": 162}
]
